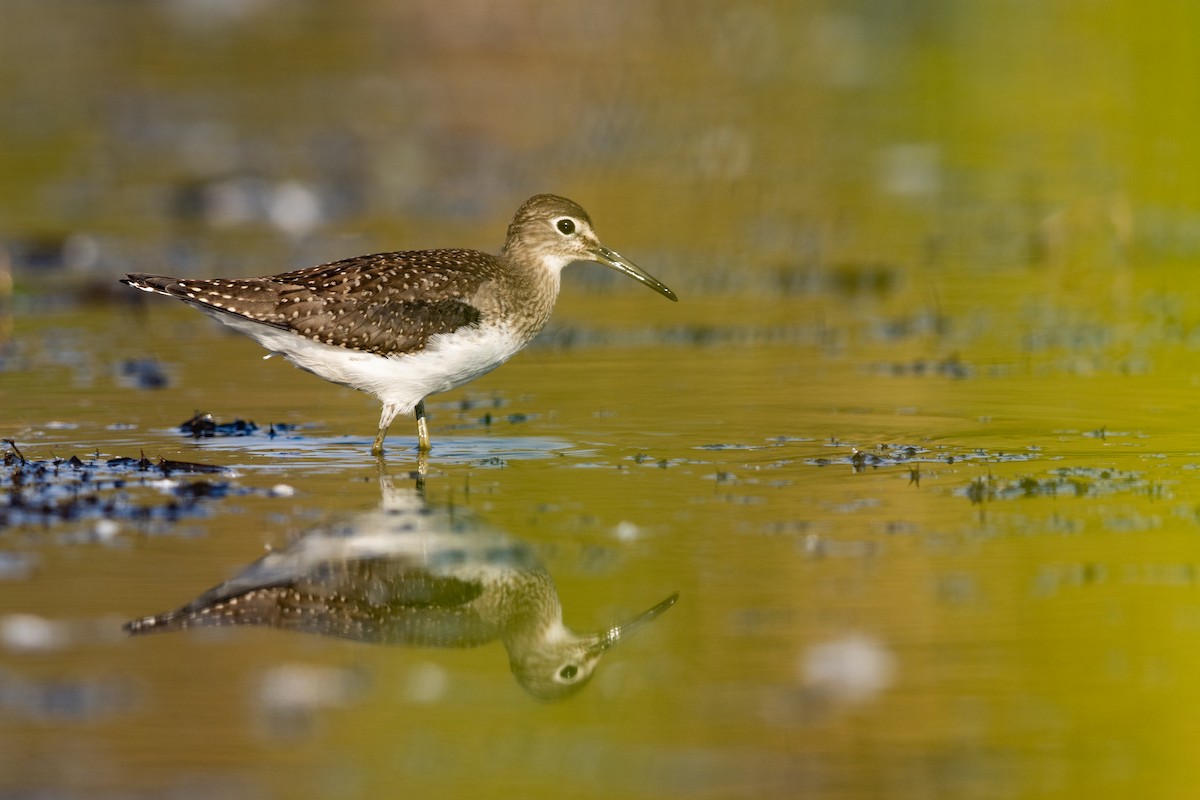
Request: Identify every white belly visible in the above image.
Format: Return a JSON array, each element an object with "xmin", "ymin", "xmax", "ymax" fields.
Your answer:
[{"xmin": 210, "ymin": 312, "xmax": 526, "ymax": 415}]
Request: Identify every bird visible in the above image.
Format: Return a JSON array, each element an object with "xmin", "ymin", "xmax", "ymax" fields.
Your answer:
[
  {"xmin": 125, "ymin": 478, "xmax": 678, "ymax": 701},
  {"xmin": 121, "ymin": 194, "xmax": 678, "ymax": 456}
]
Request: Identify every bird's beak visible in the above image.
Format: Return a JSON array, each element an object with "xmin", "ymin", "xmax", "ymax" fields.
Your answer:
[
  {"xmin": 591, "ymin": 245, "xmax": 679, "ymax": 302},
  {"xmin": 586, "ymin": 592, "xmax": 679, "ymax": 658}
]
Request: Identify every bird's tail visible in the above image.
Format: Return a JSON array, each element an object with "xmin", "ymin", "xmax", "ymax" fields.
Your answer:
[
  {"xmin": 123, "ymin": 609, "xmax": 186, "ymax": 635},
  {"xmin": 120, "ymin": 273, "xmax": 186, "ymax": 297}
]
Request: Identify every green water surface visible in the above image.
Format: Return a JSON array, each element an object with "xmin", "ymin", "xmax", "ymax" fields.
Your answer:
[{"xmin": 4, "ymin": 2, "xmax": 1200, "ymax": 799}]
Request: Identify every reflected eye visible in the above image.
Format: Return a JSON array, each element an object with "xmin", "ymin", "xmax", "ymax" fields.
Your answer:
[
  {"xmin": 558, "ymin": 664, "xmax": 579, "ymax": 681},
  {"xmin": 556, "ymin": 218, "xmax": 576, "ymax": 235}
]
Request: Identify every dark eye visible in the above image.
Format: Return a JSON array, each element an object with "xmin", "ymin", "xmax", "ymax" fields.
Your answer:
[
  {"xmin": 556, "ymin": 218, "xmax": 576, "ymax": 235},
  {"xmin": 558, "ymin": 664, "xmax": 579, "ymax": 680}
]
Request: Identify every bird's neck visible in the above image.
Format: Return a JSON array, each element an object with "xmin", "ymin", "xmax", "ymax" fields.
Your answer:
[
  {"xmin": 495, "ymin": 256, "xmax": 561, "ymax": 342},
  {"xmin": 486, "ymin": 569, "xmax": 563, "ymax": 643}
]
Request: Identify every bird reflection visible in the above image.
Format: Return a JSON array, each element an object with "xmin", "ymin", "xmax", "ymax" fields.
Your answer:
[{"xmin": 125, "ymin": 475, "xmax": 677, "ymax": 701}]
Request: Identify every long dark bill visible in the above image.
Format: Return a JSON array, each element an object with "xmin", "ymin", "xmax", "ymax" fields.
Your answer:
[{"xmin": 592, "ymin": 246, "xmax": 678, "ymax": 301}]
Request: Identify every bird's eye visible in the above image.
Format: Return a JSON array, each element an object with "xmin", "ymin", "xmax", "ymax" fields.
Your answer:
[
  {"xmin": 558, "ymin": 664, "xmax": 579, "ymax": 681},
  {"xmin": 556, "ymin": 218, "xmax": 576, "ymax": 235}
]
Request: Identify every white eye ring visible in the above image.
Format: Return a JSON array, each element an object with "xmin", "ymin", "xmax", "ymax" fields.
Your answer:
[{"xmin": 554, "ymin": 217, "xmax": 577, "ymax": 236}]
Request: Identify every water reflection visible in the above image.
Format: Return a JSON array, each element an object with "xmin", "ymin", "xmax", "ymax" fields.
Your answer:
[{"xmin": 125, "ymin": 474, "xmax": 677, "ymax": 701}]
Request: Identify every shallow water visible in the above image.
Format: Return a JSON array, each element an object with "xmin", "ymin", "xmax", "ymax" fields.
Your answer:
[
  {"xmin": 6, "ymin": 2, "xmax": 1200, "ymax": 799},
  {"xmin": 9, "ymin": 275, "xmax": 1200, "ymax": 799}
]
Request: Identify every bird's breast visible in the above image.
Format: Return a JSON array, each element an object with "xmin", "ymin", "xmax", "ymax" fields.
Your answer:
[{"xmin": 420, "ymin": 321, "xmax": 528, "ymax": 384}]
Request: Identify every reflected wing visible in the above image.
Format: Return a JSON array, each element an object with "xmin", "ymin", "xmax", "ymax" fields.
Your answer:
[{"xmin": 127, "ymin": 560, "xmax": 502, "ymax": 648}]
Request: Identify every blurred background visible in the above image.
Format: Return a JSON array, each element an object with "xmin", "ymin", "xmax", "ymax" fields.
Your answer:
[
  {"xmin": 7, "ymin": 0, "xmax": 1195, "ymax": 297},
  {"xmin": 5, "ymin": 2, "xmax": 1200, "ymax": 799}
]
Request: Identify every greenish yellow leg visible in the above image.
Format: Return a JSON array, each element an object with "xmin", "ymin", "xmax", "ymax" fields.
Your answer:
[
  {"xmin": 415, "ymin": 399, "xmax": 431, "ymax": 453},
  {"xmin": 371, "ymin": 425, "xmax": 388, "ymax": 457}
]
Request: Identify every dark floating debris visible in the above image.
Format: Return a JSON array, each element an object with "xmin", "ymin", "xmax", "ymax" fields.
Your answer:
[
  {"xmin": 105, "ymin": 455, "xmax": 155, "ymax": 470},
  {"xmin": 179, "ymin": 412, "xmax": 257, "ymax": 437},
  {"xmin": 157, "ymin": 457, "xmax": 227, "ymax": 475},
  {"xmin": 267, "ymin": 422, "xmax": 298, "ymax": 438},
  {"xmin": 958, "ymin": 467, "xmax": 1157, "ymax": 505},
  {"xmin": 0, "ymin": 441, "xmax": 267, "ymax": 530},
  {"xmin": 178, "ymin": 412, "xmax": 300, "ymax": 439},
  {"xmin": 809, "ymin": 442, "xmax": 1041, "ymax": 472}
]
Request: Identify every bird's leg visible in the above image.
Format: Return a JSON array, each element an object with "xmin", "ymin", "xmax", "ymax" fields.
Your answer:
[
  {"xmin": 372, "ymin": 402, "xmax": 398, "ymax": 457},
  {"xmin": 415, "ymin": 399, "xmax": 431, "ymax": 453},
  {"xmin": 371, "ymin": 424, "xmax": 388, "ymax": 457}
]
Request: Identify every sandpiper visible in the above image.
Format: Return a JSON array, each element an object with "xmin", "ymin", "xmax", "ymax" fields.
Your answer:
[{"xmin": 122, "ymin": 194, "xmax": 677, "ymax": 455}]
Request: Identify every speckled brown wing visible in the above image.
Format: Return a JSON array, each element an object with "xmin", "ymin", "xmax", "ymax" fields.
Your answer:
[{"xmin": 124, "ymin": 248, "xmax": 507, "ymax": 356}]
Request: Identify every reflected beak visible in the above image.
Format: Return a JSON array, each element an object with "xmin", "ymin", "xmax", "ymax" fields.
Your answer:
[
  {"xmin": 591, "ymin": 245, "xmax": 678, "ymax": 302},
  {"xmin": 586, "ymin": 592, "xmax": 679, "ymax": 657}
]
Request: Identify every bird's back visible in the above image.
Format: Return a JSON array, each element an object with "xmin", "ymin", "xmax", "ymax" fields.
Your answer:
[{"xmin": 123, "ymin": 248, "xmax": 520, "ymax": 357}]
